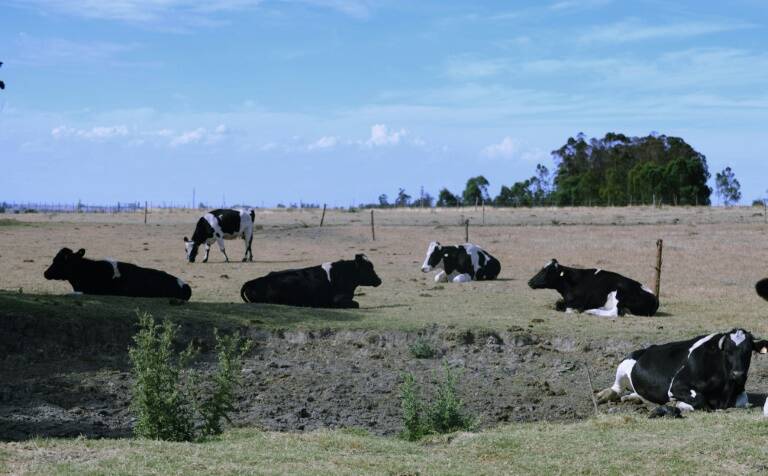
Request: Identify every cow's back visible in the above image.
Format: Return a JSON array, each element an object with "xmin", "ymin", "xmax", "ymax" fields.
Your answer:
[
  {"xmin": 114, "ymin": 262, "xmax": 192, "ymax": 300},
  {"xmin": 241, "ymin": 266, "xmax": 331, "ymax": 307},
  {"xmin": 629, "ymin": 338, "xmax": 700, "ymax": 404}
]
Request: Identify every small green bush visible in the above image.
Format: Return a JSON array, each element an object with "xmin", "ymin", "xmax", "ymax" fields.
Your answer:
[
  {"xmin": 399, "ymin": 363, "xmax": 476, "ymax": 441},
  {"xmin": 409, "ymin": 337, "xmax": 437, "ymax": 359},
  {"xmin": 129, "ymin": 312, "xmax": 252, "ymax": 442}
]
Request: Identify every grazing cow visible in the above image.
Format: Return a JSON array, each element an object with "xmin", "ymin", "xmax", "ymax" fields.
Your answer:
[
  {"xmin": 240, "ymin": 254, "xmax": 382, "ymax": 308},
  {"xmin": 44, "ymin": 247, "xmax": 192, "ymax": 300},
  {"xmin": 420, "ymin": 242, "xmax": 501, "ymax": 283},
  {"xmin": 596, "ymin": 329, "xmax": 768, "ymax": 414},
  {"xmin": 184, "ymin": 208, "xmax": 255, "ymax": 263},
  {"xmin": 756, "ymin": 278, "xmax": 768, "ymax": 301},
  {"xmin": 527, "ymin": 259, "xmax": 658, "ymax": 317}
]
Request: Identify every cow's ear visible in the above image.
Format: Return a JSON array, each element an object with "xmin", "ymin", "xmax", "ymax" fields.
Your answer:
[
  {"xmin": 551, "ymin": 259, "xmax": 559, "ymax": 268},
  {"xmin": 183, "ymin": 236, "xmax": 189, "ymax": 242},
  {"xmin": 75, "ymin": 248, "xmax": 86, "ymax": 258},
  {"xmin": 355, "ymin": 254, "xmax": 367, "ymax": 263},
  {"xmin": 753, "ymin": 340, "xmax": 768, "ymax": 354}
]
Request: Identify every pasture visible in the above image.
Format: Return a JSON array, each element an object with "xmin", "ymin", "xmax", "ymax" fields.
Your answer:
[{"xmin": 2, "ymin": 206, "xmax": 768, "ymax": 473}]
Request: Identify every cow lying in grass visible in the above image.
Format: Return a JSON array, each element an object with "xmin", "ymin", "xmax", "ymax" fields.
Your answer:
[
  {"xmin": 420, "ymin": 241, "xmax": 501, "ymax": 283},
  {"xmin": 240, "ymin": 254, "xmax": 381, "ymax": 308},
  {"xmin": 44, "ymin": 247, "xmax": 192, "ymax": 300},
  {"xmin": 527, "ymin": 259, "xmax": 658, "ymax": 317},
  {"xmin": 597, "ymin": 329, "xmax": 768, "ymax": 415}
]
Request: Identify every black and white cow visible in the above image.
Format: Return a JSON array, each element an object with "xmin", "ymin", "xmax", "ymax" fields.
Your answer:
[
  {"xmin": 240, "ymin": 254, "xmax": 382, "ymax": 308},
  {"xmin": 596, "ymin": 329, "xmax": 768, "ymax": 414},
  {"xmin": 44, "ymin": 247, "xmax": 192, "ymax": 300},
  {"xmin": 184, "ymin": 208, "xmax": 255, "ymax": 263},
  {"xmin": 420, "ymin": 242, "xmax": 501, "ymax": 283},
  {"xmin": 527, "ymin": 259, "xmax": 658, "ymax": 317}
]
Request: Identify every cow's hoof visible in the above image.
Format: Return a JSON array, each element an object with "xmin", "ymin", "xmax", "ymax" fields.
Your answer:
[
  {"xmin": 241, "ymin": 258, "xmax": 247, "ymax": 262},
  {"xmin": 596, "ymin": 388, "xmax": 619, "ymax": 404},
  {"xmin": 620, "ymin": 393, "xmax": 644, "ymax": 404}
]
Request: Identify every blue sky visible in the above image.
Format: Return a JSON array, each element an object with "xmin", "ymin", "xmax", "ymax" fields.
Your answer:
[{"xmin": 1, "ymin": 0, "xmax": 767, "ymax": 206}]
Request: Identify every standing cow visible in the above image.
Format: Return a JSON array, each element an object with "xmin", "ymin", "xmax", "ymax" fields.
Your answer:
[
  {"xmin": 420, "ymin": 241, "xmax": 501, "ymax": 283},
  {"xmin": 44, "ymin": 247, "xmax": 192, "ymax": 300},
  {"xmin": 240, "ymin": 254, "xmax": 382, "ymax": 308},
  {"xmin": 597, "ymin": 329, "xmax": 768, "ymax": 414},
  {"xmin": 528, "ymin": 259, "xmax": 658, "ymax": 317},
  {"xmin": 184, "ymin": 209, "xmax": 255, "ymax": 263}
]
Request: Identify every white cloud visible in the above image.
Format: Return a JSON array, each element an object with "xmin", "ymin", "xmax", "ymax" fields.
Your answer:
[
  {"xmin": 365, "ymin": 124, "xmax": 406, "ymax": 147},
  {"xmin": 482, "ymin": 137, "xmax": 548, "ymax": 162},
  {"xmin": 51, "ymin": 125, "xmax": 129, "ymax": 140},
  {"xmin": 579, "ymin": 19, "xmax": 753, "ymax": 44},
  {"xmin": 307, "ymin": 136, "xmax": 338, "ymax": 150},
  {"xmin": 170, "ymin": 124, "xmax": 228, "ymax": 146}
]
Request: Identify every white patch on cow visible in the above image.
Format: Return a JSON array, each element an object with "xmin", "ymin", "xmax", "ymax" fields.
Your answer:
[
  {"xmin": 718, "ymin": 335, "xmax": 726, "ymax": 349},
  {"xmin": 176, "ymin": 278, "xmax": 186, "ymax": 288},
  {"xmin": 641, "ymin": 285, "xmax": 654, "ymax": 295},
  {"xmin": 735, "ymin": 391, "xmax": 749, "ymax": 408},
  {"xmin": 421, "ymin": 241, "xmax": 441, "ymax": 272},
  {"xmin": 688, "ymin": 333, "xmax": 717, "ymax": 357},
  {"xmin": 667, "ymin": 365, "xmax": 685, "ymax": 400},
  {"xmin": 676, "ymin": 402, "xmax": 695, "ymax": 412},
  {"xmin": 594, "ymin": 269, "xmax": 602, "ymax": 274},
  {"xmin": 730, "ymin": 330, "xmax": 747, "ymax": 346},
  {"xmin": 321, "ymin": 262, "xmax": 333, "ymax": 283},
  {"xmin": 105, "ymin": 259, "xmax": 121, "ymax": 279},
  {"xmin": 764, "ymin": 397, "xmax": 768, "ymax": 417},
  {"xmin": 565, "ymin": 307, "xmax": 576, "ymax": 314},
  {"xmin": 560, "ymin": 271, "xmax": 564, "ymax": 277},
  {"xmin": 584, "ymin": 291, "xmax": 619, "ymax": 318},
  {"xmin": 690, "ymin": 389, "xmax": 697, "ymax": 399},
  {"xmin": 452, "ymin": 273, "xmax": 471, "ymax": 283},
  {"xmin": 610, "ymin": 358, "xmax": 637, "ymax": 395},
  {"xmin": 434, "ymin": 270, "xmax": 448, "ymax": 282},
  {"xmin": 461, "ymin": 243, "xmax": 482, "ymax": 275}
]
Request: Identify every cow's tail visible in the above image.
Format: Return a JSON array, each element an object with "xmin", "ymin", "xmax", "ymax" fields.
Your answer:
[
  {"xmin": 250, "ymin": 209, "xmax": 256, "ymax": 225},
  {"xmin": 241, "ymin": 282, "xmax": 252, "ymax": 303},
  {"xmin": 756, "ymin": 278, "xmax": 768, "ymax": 301}
]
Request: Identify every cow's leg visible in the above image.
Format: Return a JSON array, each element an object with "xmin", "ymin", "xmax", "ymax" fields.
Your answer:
[
  {"xmin": 434, "ymin": 271, "xmax": 448, "ymax": 282},
  {"xmin": 668, "ymin": 376, "xmax": 704, "ymax": 411},
  {"xmin": 202, "ymin": 243, "xmax": 211, "ymax": 263},
  {"xmin": 620, "ymin": 392, "xmax": 645, "ymax": 404},
  {"xmin": 243, "ymin": 232, "xmax": 253, "ymax": 262},
  {"xmin": 597, "ymin": 358, "xmax": 636, "ymax": 404},
  {"xmin": 217, "ymin": 238, "xmax": 229, "ymax": 262},
  {"xmin": 763, "ymin": 396, "xmax": 768, "ymax": 417},
  {"xmin": 452, "ymin": 273, "xmax": 472, "ymax": 283},
  {"xmin": 332, "ymin": 294, "xmax": 359, "ymax": 308},
  {"xmin": 734, "ymin": 391, "xmax": 749, "ymax": 408}
]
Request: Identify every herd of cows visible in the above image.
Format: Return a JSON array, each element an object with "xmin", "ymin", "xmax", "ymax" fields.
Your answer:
[{"xmin": 40, "ymin": 208, "xmax": 768, "ymax": 421}]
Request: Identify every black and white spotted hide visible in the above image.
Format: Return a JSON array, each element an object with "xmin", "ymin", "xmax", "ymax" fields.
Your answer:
[
  {"xmin": 184, "ymin": 208, "xmax": 255, "ymax": 263},
  {"xmin": 420, "ymin": 241, "xmax": 501, "ymax": 283}
]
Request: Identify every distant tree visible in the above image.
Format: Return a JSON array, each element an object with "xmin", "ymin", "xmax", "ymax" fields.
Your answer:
[
  {"xmin": 715, "ymin": 166, "xmax": 741, "ymax": 206},
  {"xmin": 462, "ymin": 176, "xmax": 490, "ymax": 205},
  {"xmin": 495, "ymin": 180, "xmax": 533, "ymax": 207},
  {"xmin": 378, "ymin": 194, "xmax": 390, "ymax": 208},
  {"xmin": 412, "ymin": 192, "xmax": 434, "ymax": 208},
  {"xmin": 437, "ymin": 188, "xmax": 459, "ymax": 207},
  {"xmin": 395, "ymin": 188, "xmax": 411, "ymax": 207}
]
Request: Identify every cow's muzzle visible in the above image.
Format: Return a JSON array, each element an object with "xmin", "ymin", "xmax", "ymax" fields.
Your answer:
[{"xmin": 421, "ymin": 266, "xmax": 431, "ymax": 273}]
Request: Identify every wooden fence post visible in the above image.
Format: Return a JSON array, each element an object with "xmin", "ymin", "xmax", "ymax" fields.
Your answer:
[
  {"xmin": 654, "ymin": 239, "xmax": 663, "ymax": 298},
  {"xmin": 464, "ymin": 219, "xmax": 470, "ymax": 243},
  {"xmin": 320, "ymin": 204, "xmax": 327, "ymax": 227},
  {"xmin": 370, "ymin": 209, "xmax": 375, "ymax": 241},
  {"xmin": 144, "ymin": 201, "xmax": 148, "ymax": 224}
]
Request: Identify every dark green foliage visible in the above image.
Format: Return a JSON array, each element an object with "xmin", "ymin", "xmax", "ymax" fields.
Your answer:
[
  {"xmin": 190, "ymin": 330, "xmax": 253, "ymax": 437},
  {"xmin": 129, "ymin": 312, "xmax": 196, "ymax": 442},
  {"xmin": 495, "ymin": 164, "xmax": 552, "ymax": 207},
  {"xmin": 399, "ymin": 364, "xmax": 476, "ymax": 441},
  {"xmin": 437, "ymin": 188, "xmax": 460, "ymax": 207},
  {"xmin": 409, "ymin": 337, "xmax": 437, "ymax": 359},
  {"xmin": 462, "ymin": 176, "xmax": 490, "ymax": 205},
  {"xmin": 550, "ymin": 132, "xmax": 711, "ymax": 206},
  {"xmin": 715, "ymin": 167, "xmax": 741, "ymax": 206},
  {"xmin": 395, "ymin": 188, "xmax": 411, "ymax": 207},
  {"xmin": 129, "ymin": 312, "xmax": 252, "ymax": 442}
]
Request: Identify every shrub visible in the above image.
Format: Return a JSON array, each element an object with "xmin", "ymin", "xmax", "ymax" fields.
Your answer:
[
  {"xmin": 399, "ymin": 363, "xmax": 476, "ymax": 441},
  {"xmin": 129, "ymin": 312, "xmax": 252, "ymax": 441},
  {"xmin": 409, "ymin": 337, "xmax": 437, "ymax": 359}
]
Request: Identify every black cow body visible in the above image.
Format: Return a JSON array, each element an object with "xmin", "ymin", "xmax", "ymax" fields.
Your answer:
[
  {"xmin": 44, "ymin": 248, "xmax": 192, "ymax": 300},
  {"xmin": 597, "ymin": 329, "xmax": 768, "ymax": 413},
  {"xmin": 241, "ymin": 254, "xmax": 382, "ymax": 308},
  {"xmin": 420, "ymin": 241, "xmax": 501, "ymax": 283},
  {"xmin": 528, "ymin": 259, "xmax": 658, "ymax": 317},
  {"xmin": 756, "ymin": 278, "xmax": 768, "ymax": 301},
  {"xmin": 184, "ymin": 208, "xmax": 255, "ymax": 263}
]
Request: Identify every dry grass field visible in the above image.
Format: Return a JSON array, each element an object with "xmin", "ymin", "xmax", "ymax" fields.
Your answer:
[{"xmin": 3, "ymin": 206, "xmax": 768, "ymax": 474}]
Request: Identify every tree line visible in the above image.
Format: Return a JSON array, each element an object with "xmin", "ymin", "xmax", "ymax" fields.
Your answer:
[{"xmin": 368, "ymin": 132, "xmax": 743, "ymax": 209}]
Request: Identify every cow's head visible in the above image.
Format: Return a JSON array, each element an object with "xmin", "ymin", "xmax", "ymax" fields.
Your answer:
[
  {"xmin": 183, "ymin": 237, "xmax": 199, "ymax": 262},
  {"xmin": 527, "ymin": 259, "xmax": 562, "ymax": 289},
  {"xmin": 44, "ymin": 247, "xmax": 86, "ymax": 280},
  {"xmin": 354, "ymin": 254, "xmax": 382, "ymax": 287},
  {"xmin": 717, "ymin": 329, "xmax": 768, "ymax": 381},
  {"xmin": 421, "ymin": 241, "xmax": 443, "ymax": 273}
]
